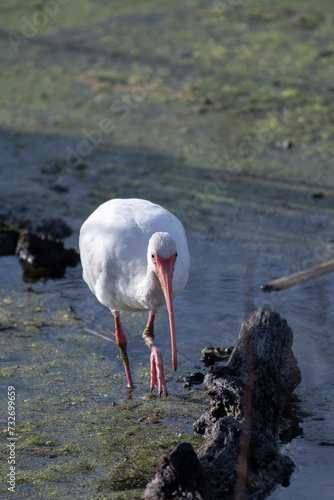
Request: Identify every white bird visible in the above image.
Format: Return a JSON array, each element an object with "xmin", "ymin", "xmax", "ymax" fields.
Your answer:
[{"xmin": 79, "ymin": 198, "xmax": 190, "ymax": 396}]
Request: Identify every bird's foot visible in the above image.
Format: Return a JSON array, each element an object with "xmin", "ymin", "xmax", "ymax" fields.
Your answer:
[{"xmin": 150, "ymin": 346, "xmax": 168, "ymax": 398}]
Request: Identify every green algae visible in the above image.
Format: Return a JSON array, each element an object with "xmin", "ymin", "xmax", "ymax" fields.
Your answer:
[
  {"xmin": 1, "ymin": 381, "xmax": 206, "ymax": 497},
  {"xmin": 1, "ymin": 0, "xmax": 334, "ymax": 187},
  {"xmin": 0, "ymin": 281, "xmax": 206, "ymax": 498}
]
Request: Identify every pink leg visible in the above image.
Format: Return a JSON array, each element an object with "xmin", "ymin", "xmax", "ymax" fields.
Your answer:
[
  {"xmin": 142, "ymin": 312, "xmax": 168, "ymax": 397},
  {"xmin": 114, "ymin": 315, "xmax": 134, "ymax": 389}
]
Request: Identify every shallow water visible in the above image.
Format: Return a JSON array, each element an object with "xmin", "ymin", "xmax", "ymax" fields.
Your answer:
[
  {"xmin": 1, "ymin": 0, "xmax": 334, "ymax": 498},
  {"xmin": 2, "ymin": 219, "xmax": 334, "ymax": 498}
]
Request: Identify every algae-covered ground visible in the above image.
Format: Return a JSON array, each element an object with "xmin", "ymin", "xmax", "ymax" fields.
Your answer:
[
  {"xmin": 1, "ymin": 0, "xmax": 334, "ymax": 498},
  {"xmin": 0, "ymin": 275, "xmax": 206, "ymax": 499}
]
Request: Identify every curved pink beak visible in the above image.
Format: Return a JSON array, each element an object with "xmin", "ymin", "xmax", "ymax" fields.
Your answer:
[{"xmin": 156, "ymin": 255, "xmax": 177, "ymax": 371}]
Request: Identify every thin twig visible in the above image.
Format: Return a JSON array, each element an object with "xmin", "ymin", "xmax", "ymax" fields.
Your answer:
[
  {"xmin": 234, "ymin": 328, "xmax": 255, "ymax": 500},
  {"xmin": 234, "ymin": 260, "xmax": 256, "ymax": 499},
  {"xmin": 84, "ymin": 327, "xmax": 115, "ymax": 343}
]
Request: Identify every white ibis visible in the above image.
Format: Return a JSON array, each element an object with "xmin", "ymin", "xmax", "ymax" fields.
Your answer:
[{"xmin": 79, "ymin": 198, "xmax": 190, "ymax": 396}]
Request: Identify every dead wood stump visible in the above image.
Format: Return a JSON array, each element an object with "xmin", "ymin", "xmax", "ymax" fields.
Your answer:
[
  {"xmin": 143, "ymin": 308, "xmax": 301, "ymax": 500},
  {"xmin": 16, "ymin": 230, "xmax": 79, "ymax": 280}
]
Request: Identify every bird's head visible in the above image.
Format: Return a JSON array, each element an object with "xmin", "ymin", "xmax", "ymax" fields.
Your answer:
[{"xmin": 148, "ymin": 232, "xmax": 178, "ymax": 371}]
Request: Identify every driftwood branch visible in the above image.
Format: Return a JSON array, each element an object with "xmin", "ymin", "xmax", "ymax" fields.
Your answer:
[
  {"xmin": 261, "ymin": 259, "xmax": 334, "ymax": 292},
  {"xmin": 143, "ymin": 308, "xmax": 301, "ymax": 500}
]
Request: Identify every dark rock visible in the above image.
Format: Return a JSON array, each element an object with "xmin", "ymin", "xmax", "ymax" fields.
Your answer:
[
  {"xmin": 144, "ymin": 308, "xmax": 301, "ymax": 500},
  {"xmin": 319, "ymin": 50, "xmax": 333, "ymax": 58},
  {"xmin": 183, "ymin": 372, "xmax": 205, "ymax": 388},
  {"xmin": 282, "ymin": 139, "xmax": 293, "ymax": 149},
  {"xmin": 35, "ymin": 218, "xmax": 73, "ymax": 239},
  {"xmin": 16, "ymin": 230, "xmax": 79, "ymax": 281},
  {"xmin": 0, "ymin": 222, "xmax": 19, "ymax": 256},
  {"xmin": 201, "ymin": 96, "xmax": 214, "ymax": 105},
  {"xmin": 49, "ymin": 184, "xmax": 69, "ymax": 193},
  {"xmin": 200, "ymin": 345, "xmax": 233, "ymax": 366},
  {"xmin": 144, "ymin": 442, "xmax": 211, "ymax": 500}
]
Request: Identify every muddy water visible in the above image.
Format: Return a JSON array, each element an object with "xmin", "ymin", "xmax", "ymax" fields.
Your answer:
[{"xmin": 1, "ymin": 1, "xmax": 334, "ymax": 498}]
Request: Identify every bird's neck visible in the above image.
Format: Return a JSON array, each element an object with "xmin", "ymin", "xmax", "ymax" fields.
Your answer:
[{"xmin": 136, "ymin": 268, "xmax": 164, "ymax": 311}]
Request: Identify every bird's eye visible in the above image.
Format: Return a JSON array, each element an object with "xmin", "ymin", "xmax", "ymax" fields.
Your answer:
[
  {"xmin": 175, "ymin": 252, "xmax": 178, "ymax": 258},
  {"xmin": 151, "ymin": 253, "xmax": 155, "ymax": 259}
]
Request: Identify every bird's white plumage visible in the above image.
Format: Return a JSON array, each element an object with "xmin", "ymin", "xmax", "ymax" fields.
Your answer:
[
  {"xmin": 79, "ymin": 198, "xmax": 190, "ymax": 314},
  {"xmin": 148, "ymin": 232, "xmax": 177, "ymax": 260}
]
